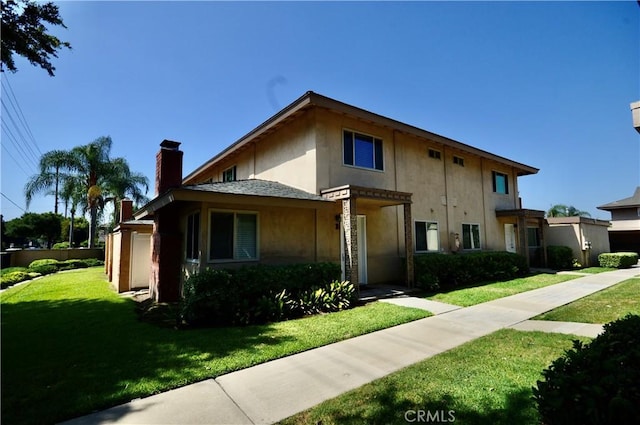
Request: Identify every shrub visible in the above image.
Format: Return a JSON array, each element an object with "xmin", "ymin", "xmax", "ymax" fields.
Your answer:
[
  {"xmin": 533, "ymin": 314, "xmax": 640, "ymax": 425},
  {"xmin": 58, "ymin": 259, "xmax": 89, "ymax": 270},
  {"xmin": 598, "ymin": 252, "xmax": 638, "ymax": 269},
  {"xmin": 27, "ymin": 264, "xmax": 58, "ymax": 275},
  {"xmin": 84, "ymin": 258, "xmax": 104, "ymax": 267},
  {"xmin": 414, "ymin": 251, "xmax": 528, "ymax": 291},
  {"xmin": 0, "ymin": 271, "xmax": 31, "ymax": 288},
  {"xmin": 547, "ymin": 245, "xmax": 574, "ymax": 270},
  {"xmin": 28, "ymin": 259, "xmax": 61, "ymax": 269},
  {"xmin": 180, "ymin": 262, "xmax": 350, "ymax": 327},
  {"xmin": 52, "ymin": 242, "xmax": 70, "ymax": 249}
]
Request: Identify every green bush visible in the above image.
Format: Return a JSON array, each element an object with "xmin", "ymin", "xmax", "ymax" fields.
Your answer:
[
  {"xmin": 547, "ymin": 245, "xmax": 574, "ymax": 270},
  {"xmin": 84, "ymin": 258, "xmax": 104, "ymax": 267},
  {"xmin": 414, "ymin": 251, "xmax": 528, "ymax": 291},
  {"xmin": 28, "ymin": 259, "xmax": 61, "ymax": 269},
  {"xmin": 52, "ymin": 242, "xmax": 70, "ymax": 249},
  {"xmin": 533, "ymin": 314, "xmax": 640, "ymax": 425},
  {"xmin": 598, "ymin": 252, "xmax": 638, "ymax": 269},
  {"xmin": 0, "ymin": 271, "xmax": 32, "ymax": 288},
  {"xmin": 58, "ymin": 259, "xmax": 89, "ymax": 270},
  {"xmin": 180, "ymin": 262, "xmax": 349, "ymax": 327},
  {"xmin": 27, "ymin": 264, "xmax": 58, "ymax": 275}
]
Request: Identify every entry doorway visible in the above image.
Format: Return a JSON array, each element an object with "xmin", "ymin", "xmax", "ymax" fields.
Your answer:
[
  {"xmin": 504, "ymin": 224, "xmax": 517, "ymax": 253},
  {"xmin": 340, "ymin": 215, "xmax": 368, "ymax": 285}
]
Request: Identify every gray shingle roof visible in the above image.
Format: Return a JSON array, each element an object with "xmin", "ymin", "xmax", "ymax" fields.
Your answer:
[
  {"xmin": 597, "ymin": 187, "xmax": 640, "ymax": 210},
  {"xmin": 182, "ymin": 179, "xmax": 332, "ymax": 203}
]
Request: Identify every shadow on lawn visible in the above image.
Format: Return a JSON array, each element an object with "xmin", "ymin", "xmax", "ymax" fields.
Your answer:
[
  {"xmin": 1, "ymin": 296, "xmax": 295, "ymax": 425},
  {"xmin": 298, "ymin": 383, "xmax": 537, "ymax": 425}
]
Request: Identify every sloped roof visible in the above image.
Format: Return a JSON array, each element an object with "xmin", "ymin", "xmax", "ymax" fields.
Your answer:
[
  {"xmin": 183, "ymin": 91, "xmax": 539, "ymax": 184},
  {"xmin": 597, "ymin": 187, "xmax": 640, "ymax": 210},
  {"xmin": 182, "ymin": 179, "xmax": 331, "ymax": 203}
]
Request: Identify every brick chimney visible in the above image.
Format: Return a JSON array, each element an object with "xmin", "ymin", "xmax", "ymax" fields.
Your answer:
[
  {"xmin": 155, "ymin": 140, "xmax": 183, "ymax": 196},
  {"xmin": 120, "ymin": 199, "xmax": 133, "ymax": 223}
]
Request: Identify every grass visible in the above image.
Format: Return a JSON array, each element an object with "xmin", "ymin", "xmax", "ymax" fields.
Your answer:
[
  {"xmin": 574, "ymin": 267, "xmax": 616, "ymax": 274},
  {"xmin": 280, "ymin": 329, "xmax": 584, "ymax": 425},
  {"xmin": 0, "ymin": 267, "xmax": 430, "ymax": 425},
  {"xmin": 535, "ymin": 278, "xmax": 640, "ymax": 323},
  {"xmin": 424, "ymin": 273, "xmax": 580, "ymax": 307}
]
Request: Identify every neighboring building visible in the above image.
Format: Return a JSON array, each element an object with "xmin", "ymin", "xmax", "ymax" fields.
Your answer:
[
  {"xmin": 106, "ymin": 199, "xmax": 153, "ymax": 292},
  {"xmin": 597, "ymin": 187, "xmax": 640, "ymax": 255},
  {"xmin": 545, "ymin": 217, "xmax": 611, "ymax": 267},
  {"xmin": 134, "ymin": 92, "xmax": 545, "ymax": 302},
  {"xmin": 631, "ymin": 101, "xmax": 640, "ymax": 134}
]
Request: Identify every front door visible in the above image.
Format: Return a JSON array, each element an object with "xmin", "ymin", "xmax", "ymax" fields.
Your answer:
[
  {"xmin": 504, "ymin": 224, "xmax": 517, "ymax": 253},
  {"xmin": 340, "ymin": 215, "xmax": 368, "ymax": 285}
]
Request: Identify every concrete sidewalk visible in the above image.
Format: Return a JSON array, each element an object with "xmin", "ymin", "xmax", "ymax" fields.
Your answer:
[{"xmin": 63, "ymin": 267, "xmax": 639, "ymax": 425}]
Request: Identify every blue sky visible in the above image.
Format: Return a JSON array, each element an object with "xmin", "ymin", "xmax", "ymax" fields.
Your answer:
[{"xmin": 1, "ymin": 1, "xmax": 639, "ymax": 222}]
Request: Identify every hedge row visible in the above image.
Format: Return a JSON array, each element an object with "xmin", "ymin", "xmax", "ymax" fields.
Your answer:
[
  {"xmin": 414, "ymin": 251, "xmax": 529, "ymax": 291},
  {"xmin": 180, "ymin": 262, "xmax": 351, "ymax": 327},
  {"xmin": 0, "ymin": 258, "xmax": 105, "ymax": 289},
  {"xmin": 534, "ymin": 314, "xmax": 640, "ymax": 424},
  {"xmin": 598, "ymin": 252, "xmax": 638, "ymax": 269},
  {"xmin": 546, "ymin": 245, "xmax": 574, "ymax": 270}
]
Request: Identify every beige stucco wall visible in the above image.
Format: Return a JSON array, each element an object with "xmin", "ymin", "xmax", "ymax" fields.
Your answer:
[
  {"xmin": 546, "ymin": 219, "xmax": 611, "ymax": 266},
  {"xmin": 8, "ymin": 248, "xmax": 104, "ymax": 268}
]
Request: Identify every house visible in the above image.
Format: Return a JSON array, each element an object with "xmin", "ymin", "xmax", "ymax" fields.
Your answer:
[
  {"xmin": 545, "ymin": 217, "xmax": 611, "ymax": 267},
  {"xmin": 597, "ymin": 187, "xmax": 640, "ymax": 255},
  {"xmin": 105, "ymin": 199, "xmax": 153, "ymax": 292},
  {"xmin": 134, "ymin": 91, "xmax": 545, "ymax": 302}
]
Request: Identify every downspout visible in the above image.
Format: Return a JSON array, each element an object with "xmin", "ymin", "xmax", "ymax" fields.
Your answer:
[{"xmin": 443, "ymin": 145, "xmax": 451, "ymax": 252}]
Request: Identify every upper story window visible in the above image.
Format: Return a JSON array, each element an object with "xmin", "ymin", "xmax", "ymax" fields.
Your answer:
[
  {"xmin": 428, "ymin": 149, "xmax": 442, "ymax": 160},
  {"xmin": 343, "ymin": 130, "xmax": 383, "ymax": 171},
  {"xmin": 222, "ymin": 166, "xmax": 237, "ymax": 182},
  {"xmin": 453, "ymin": 156, "xmax": 465, "ymax": 167},
  {"xmin": 492, "ymin": 171, "xmax": 509, "ymax": 194},
  {"xmin": 186, "ymin": 211, "xmax": 200, "ymax": 261}
]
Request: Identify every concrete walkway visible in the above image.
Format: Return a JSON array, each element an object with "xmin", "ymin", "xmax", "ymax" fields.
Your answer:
[{"xmin": 63, "ymin": 267, "xmax": 639, "ymax": 425}]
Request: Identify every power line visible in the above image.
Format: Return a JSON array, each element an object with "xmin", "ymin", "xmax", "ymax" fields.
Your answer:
[
  {"xmin": 1, "ymin": 142, "xmax": 31, "ymax": 177},
  {"xmin": 1, "ymin": 75, "xmax": 42, "ymax": 156},
  {"xmin": 1, "ymin": 192, "xmax": 26, "ymax": 214},
  {"xmin": 1, "ymin": 99, "xmax": 40, "ymax": 167},
  {"xmin": 1, "ymin": 117, "xmax": 39, "ymax": 171}
]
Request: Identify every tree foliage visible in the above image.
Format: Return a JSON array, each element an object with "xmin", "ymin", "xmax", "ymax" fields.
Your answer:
[
  {"xmin": 547, "ymin": 204, "xmax": 591, "ymax": 218},
  {"xmin": 1, "ymin": 0, "xmax": 71, "ymax": 76},
  {"xmin": 4, "ymin": 212, "xmax": 62, "ymax": 248}
]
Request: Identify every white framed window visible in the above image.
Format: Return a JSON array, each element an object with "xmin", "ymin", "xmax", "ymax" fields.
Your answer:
[
  {"xmin": 492, "ymin": 171, "xmax": 509, "ymax": 194},
  {"xmin": 453, "ymin": 156, "xmax": 465, "ymax": 167},
  {"xmin": 186, "ymin": 211, "xmax": 200, "ymax": 261},
  {"xmin": 428, "ymin": 149, "xmax": 442, "ymax": 160},
  {"xmin": 209, "ymin": 210, "xmax": 258, "ymax": 261},
  {"xmin": 415, "ymin": 221, "xmax": 439, "ymax": 252},
  {"xmin": 462, "ymin": 223, "xmax": 481, "ymax": 250},
  {"xmin": 343, "ymin": 129, "xmax": 384, "ymax": 171},
  {"xmin": 222, "ymin": 166, "xmax": 237, "ymax": 182}
]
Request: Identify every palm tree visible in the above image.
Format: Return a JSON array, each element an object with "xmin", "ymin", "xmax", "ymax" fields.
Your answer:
[
  {"xmin": 103, "ymin": 157, "xmax": 149, "ymax": 226},
  {"xmin": 24, "ymin": 149, "xmax": 72, "ymax": 214},
  {"xmin": 547, "ymin": 204, "xmax": 591, "ymax": 218},
  {"xmin": 24, "ymin": 136, "xmax": 150, "ymax": 248}
]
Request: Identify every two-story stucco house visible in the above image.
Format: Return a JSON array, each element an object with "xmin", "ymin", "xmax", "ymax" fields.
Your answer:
[
  {"xmin": 135, "ymin": 92, "xmax": 545, "ymax": 302},
  {"xmin": 597, "ymin": 187, "xmax": 640, "ymax": 255}
]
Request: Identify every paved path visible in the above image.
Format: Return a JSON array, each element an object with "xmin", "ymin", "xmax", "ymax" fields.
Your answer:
[{"xmin": 63, "ymin": 267, "xmax": 638, "ymax": 425}]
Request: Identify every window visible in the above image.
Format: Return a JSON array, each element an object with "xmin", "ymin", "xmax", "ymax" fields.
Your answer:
[
  {"xmin": 209, "ymin": 211, "xmax": 258, "ymax": 261},
  {"xmin": 492, "ymin": 171, "xmax": 509, "ymax": 194},
  {"xmin": 343, "ymin": 130, "xmax": 383, "ymax": 171},
  {"xmin": 415, "ymin": 221, "xmax": 439, "ymax": 252},
  {"xmin": 453, "ymin": 156, "xmax": 465, "ymax": 167},
  {"xmin": 222, "ymin": 166, "xmax": 237, "ymax": 182},
  {"xmin": 428, "ymin": 149, "xmax": 441, "ymax": 160},
  {"xmin": 462, "ymin": 224, "xmax": 481, "ymax": 250},
  {"xmin": 186, "ymin": 212, "xmax": 200, "ymax": 260}
]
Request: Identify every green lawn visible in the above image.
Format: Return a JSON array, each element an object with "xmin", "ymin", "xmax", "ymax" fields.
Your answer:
[
  {"xmin": 535, "ymin": 277, "xmax": 640, "ymax": 323},
  {"xmin": 574, "ymin": 267, "xmax": 616, "ymax": 274},
  {"xmin": 425, "ymin": 273, "xmax": 580, "ymax": 307},
  {"xmin": 0, "ymin": 267, "xmax": 430, "ymax": 425},
  {"xmin": 280, "ymin": 329, "xmax": 583, "ymax": 425}
]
